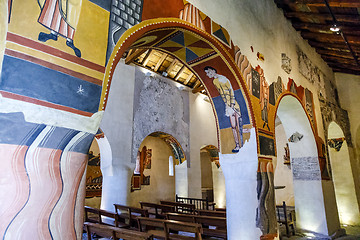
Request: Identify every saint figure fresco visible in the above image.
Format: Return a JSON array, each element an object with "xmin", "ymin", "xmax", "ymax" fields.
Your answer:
[
  {"xmin": 37, "ymin": 0, "xmax": 82, "ymax": 57},
  {"xmin": 204, "ymin": 66, "xmax": 243, "ymax": 153}
]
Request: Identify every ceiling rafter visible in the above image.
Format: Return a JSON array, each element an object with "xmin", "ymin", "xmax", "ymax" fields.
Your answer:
[{"xmin": 285, "ymin": 12, "xmax": 359, "ymax": 23}]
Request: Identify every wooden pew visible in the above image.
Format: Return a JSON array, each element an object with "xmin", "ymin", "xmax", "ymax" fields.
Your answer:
[
  {"xmin": 160, "ymin": 200, "xmax": 196, "ymax": 214},
  {"xmin": 84, "ymin": 206, "xmax": 129, "ymax": 228},
  {"xmin": 176, "ymin": 195, "xmax": 216, "ymax": 210},
  {"xmin": 84, "ymin": 222, "xmax": 153, "ymax": 240},
  {"xmin": 137, "ymin": 217, "xmax": 203, "ymax": 240},
  {"xmin": 276, "ymin": 201, "xmax": 295, "ymax": 237},
  {"xmin": 140, "ymin": 201, "xmax": 175, "ymax": 219},
  {"xmin": 167, "ymin": 213, "xmax": 227, "ymax": 239},
  {"xmin": 196, "ymin": 209, "xmax": 226, "ymax": 217},
  {"xmin": 114, "ymin": 203, "xmax": 149, "ymax": 228}
]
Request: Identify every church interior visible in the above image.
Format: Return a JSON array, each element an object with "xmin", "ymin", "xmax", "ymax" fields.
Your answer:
[{"xmin": 1, "ymin": 0, "xmax": 360, "ymax": 239}]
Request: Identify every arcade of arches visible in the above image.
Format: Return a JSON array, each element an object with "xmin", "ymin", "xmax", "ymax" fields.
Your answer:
[{"xmin": 1, "ymin": 0, "xmax": 360, "ymax": 239}]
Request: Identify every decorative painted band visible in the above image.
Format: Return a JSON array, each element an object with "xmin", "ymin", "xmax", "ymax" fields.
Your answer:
[
  {"xmin": 0, "ymin": 112, "xmax": 94, "ymax": 153},
  {"xmin": 1, "ymin": 55, "xmax": 102, "ymax": 114}
]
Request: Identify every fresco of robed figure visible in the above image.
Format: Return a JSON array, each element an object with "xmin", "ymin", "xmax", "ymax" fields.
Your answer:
[
  {"xmin": 204, "ymin": 66, "xmax": 244, "ymax": 153},
  {"xmin": 37, "ymin": 0, "xmax": 82, "ymax": 57}
]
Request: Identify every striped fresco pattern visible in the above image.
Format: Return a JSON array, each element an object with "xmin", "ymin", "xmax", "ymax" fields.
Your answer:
[{"xmin": 0, "ymin": 114, "xmax": 93, "ymax": 239}]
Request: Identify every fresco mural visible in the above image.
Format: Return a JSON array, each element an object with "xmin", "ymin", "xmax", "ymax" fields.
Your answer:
[
  {"xmin": 37, "ymin": 0, "xmax": 83, "ymax": 57},
  {"xmin": 1, "ymin": 0, "xmax": 348, "ymax": 239},
  {"xmin": 204, "ymin": 66, "xmax": 244, "ymax": 153},
  {"xmin": 150, "ymin": 132, "xmax": 186, "ymax": 164}
]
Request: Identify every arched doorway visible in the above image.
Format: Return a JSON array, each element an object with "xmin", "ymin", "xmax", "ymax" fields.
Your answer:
[
  {"xmin": 275, "ymin": 94, "xmax": 337, "ymax": 236},
  {"xmin": 200, "ymin": 145, "xmax": 226, "ymax": 208},
  {"xmin": 328, "ymin": 122, "xmax": 360, "ymax": 226},
  {"xmin": 101, "ymin": 18, "xmax": 259, "ymax": 238},
  {"xmin": 129, "ymin": 132, "xmax": 185, "ymax": 206}
]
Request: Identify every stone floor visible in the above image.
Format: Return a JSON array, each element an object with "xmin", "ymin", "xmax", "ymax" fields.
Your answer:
[
  {"xmin": 83, "ymin": 225, "xmax": 360, "ymax": 240},
  {"xmin": 279, "ymin": 224, "xmax": 360, "ymax": 240}
]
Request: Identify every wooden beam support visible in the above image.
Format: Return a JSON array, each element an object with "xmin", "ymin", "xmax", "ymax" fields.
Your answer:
[
  {"xmin": 125, "ymin": 48, "xmax": 148, "ymax": 65},
  {"xmin": 285, "ymin": 11, "xmax": 359, "ymax": 23},
  {"xmin": 174, "ymin": 66, "xmax": 186, "ymax": 81},
  {"xmin": 183, "ymin": 72, "xmax": 194, "ymax": 86},
  {"xmin": 301, "ymin": 32, "xmax": 360, "ymax": 45},
  {"xmin": 154, "ymin": 53, "xmax": 167, "ymax": 72},
  {"xmin": 276, "ymin": 0, "xmax": 360, "ymax": 8},
  {"xmin": 308, "ymin": 40, "xmax": 360, "ymax": 52},
  {"xmin": 321, "ymin": 55, "xmax": 359, "ymax": 65},
  {"xmin": 142, "ymin": 49, "xmax": 153, "ymax": 67},
  {"xmin": 292, "ymin": 22, "xmax": 360, "ymax": 36},
  {"xmin": 192, "ymin": 85, "xmax": 205, "ymax": 94},
  {"xmin": 316, "ymin": 49, "xmax": 353, "ymax": 59},
  {"xmin": 166, "ymin": 59, "xmax": 178, "ymax": 74}
]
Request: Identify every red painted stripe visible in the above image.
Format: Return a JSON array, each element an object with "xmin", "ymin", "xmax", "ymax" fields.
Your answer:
[
  {"xmin": 5, "ymin": 49, "xmax": 102, "ymax": 86},
  {"xmin": 0, "ymin": 91, "xmax": 93, "ymax": 117},
  {"xmin": 6, "ymin": 32, "xmax": 105, "ymax": 73}
]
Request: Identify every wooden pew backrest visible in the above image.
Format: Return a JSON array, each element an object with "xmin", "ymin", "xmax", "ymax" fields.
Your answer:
[{"xmin": 84, "ymin": 222, "xmax": 153, "ymax": 240}]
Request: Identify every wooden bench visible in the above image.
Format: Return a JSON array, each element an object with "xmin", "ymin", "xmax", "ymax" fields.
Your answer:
[
  {"xmin": 196, "ymin": 209, "xmax": 226, "ymax": 217},
  {"xmin": 114, "ymin": 203, "xmax": 149, "ymax": 228},
  {"xmin": 276, "ymin": 201, "xmax": 295, "ymax": 237},
  {"xmin": 84, "ymin": 222, "xmax": 153, "ymax": 240},
  {"xmin": 176, "ymin": 195, "xmax": 216, "ymax": 210},
  {"xmin": 160, "ymin": 200, "xmax": 196, "ymax": 214},
  {"xmin": 140, "ymin": 201, "xmax": 176, "ymax": 219},
  {"xmin": 167, "ymin": 213, "xmax": 227, "ymax": 239},
  {"xmin": 84, "ymin": 206, "xmax": 129, "ymax": 228},
  {"xmin": 137, "ymin": 217, "xmax": 203, "ymax": 240}
]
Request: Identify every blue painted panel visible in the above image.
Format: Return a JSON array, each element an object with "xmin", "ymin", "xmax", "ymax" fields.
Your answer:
[
  {"xmin": 71, "ymin": 133, "xmax": 95, "ymax": 154},
  {"xmin": 212, "ymin": 89, "xmax": 250, "ymax": 129},
  {"xmin": 0, "ymin": 112, "xmax": 45, "ymax": 146},
  {"xmin": 1, "ymin": 55, "xmax": 101, "ymax": 113},
  {"xmin": 38, "ymin": 127, "xmax": 79, "ymax": 150}
]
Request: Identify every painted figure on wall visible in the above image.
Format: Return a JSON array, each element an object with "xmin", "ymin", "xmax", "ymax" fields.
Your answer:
[
  {"xmin": 258, "ymin": 68, "xmax": 270, "ymax": 130},
  {"xmin": 204, "ymin": 66, "xmax": 243, "ymax": 153},
  {"xmin": 37, "ymin": 0, "xmax": 82, "ymax": 57}
]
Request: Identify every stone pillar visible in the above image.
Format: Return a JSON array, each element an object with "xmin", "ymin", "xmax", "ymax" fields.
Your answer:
[{"xmin": 220, "ymin": 128, "xmax": 263, "ymax": 239}]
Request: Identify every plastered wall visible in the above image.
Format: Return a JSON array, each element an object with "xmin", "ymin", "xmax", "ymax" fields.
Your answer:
[
  {"xmin": 129, "ymin": 136, "xmax": 176, "ymax": 207},
  {"xmin": 274, "ymin": 121, "xmax": 294, "ymax": 206}
]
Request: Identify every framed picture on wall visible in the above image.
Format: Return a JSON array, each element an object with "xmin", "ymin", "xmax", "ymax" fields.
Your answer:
[{"xmin": 132, "ymin": 174, "xmax": 141, "ymax": 190}]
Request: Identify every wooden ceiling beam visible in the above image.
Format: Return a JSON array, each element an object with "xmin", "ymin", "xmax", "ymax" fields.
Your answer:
[
  {"xmin": 276, "ymin": 0, "xmax": 360, "ymax": 8},
  {"xmin": 316, "ymin": 49, "xmax": 353, "ymax": 59},
  {"xmin": 292, "ymin": 22, "xmax": 360, "ymax": 35},
  {"xmin": 285, "ymin": 11, "xmax": 359, "ymax": 23},
  {"xmin": 166, "ymin": 59, "xmax": 178, "ymax": 74},
  {"xmin": 192, "ymin": 85, "xmax": 205, "ymax": 94},
  {"xmin": 183, "ymin": 72, "xmax": 194, "ymax": 85},
  {"xmin": 332, "ymin": 67, "xmax": 360, "ymax": 75},
  {"xmin": 299, "ymin": 0, "xmax": 360, "ymax": 8},
  {"xmin": 174, "ymin": 66, "xmax": 186, "ymax": 81},
  {"xmin": 142, "ymin": 49, "xmax": 153, "ymax": 67},
  {"xmin": 321, "ymin": 55, "xmax": 359, "ymax": 65},
  {"xmin": 125, "ymin": 48, "xmax": 148, "ymax": 65},
  {"xmin": 153, "ymin": 53, "xmax": 167, "ymax": 72},
  {"xmin": 327, "ymin": 63, "xmax": 360, "ymax": 72},
  {"xmin": 301, "ymin": 32, "xmax": 360, "ymax": 45},
  {"xmin": 308, "ymin": 40, "xmax": 360, "ymax": 52}
]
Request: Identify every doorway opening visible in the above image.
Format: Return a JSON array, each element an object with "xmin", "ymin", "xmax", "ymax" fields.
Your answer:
[
  {"xmin": 275, "ymin": 95, "xmax": 329, "ymax": 235},
  {"xmin": 200, "ymin": 145, "xmax": 225, "ymax": 208},
  {"xmin": 328, "ymin": 121, "xmax": 360, "ymax": 226},
  {"xmin": 129, "ymin": 132, "xmax": 186, "ymax": 207}
]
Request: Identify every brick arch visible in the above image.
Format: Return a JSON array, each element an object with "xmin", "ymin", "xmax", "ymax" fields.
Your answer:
[{"xmin": 101, "ymin": 18, "xmax": 255, "ymax": 154}]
